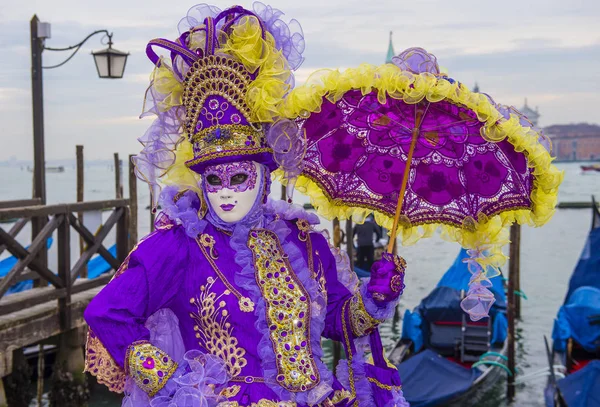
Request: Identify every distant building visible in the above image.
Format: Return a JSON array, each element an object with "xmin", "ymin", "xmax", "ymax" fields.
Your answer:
[
  {"xmin": 519, "ymin": 98, "xmax": 540, "ymax": 127},
  {"xmin": 545, "ymin": 123, "xmax": 600, "ymax": 161},
  {"xmin": 386, "ymin": 31, "xmax": 395, "ymax": 63},
  {"xmin": 473, "ymin": 82, "xmax": 480, "ymax": 93}
]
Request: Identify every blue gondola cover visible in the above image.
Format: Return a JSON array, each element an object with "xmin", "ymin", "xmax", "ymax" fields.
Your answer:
[
  {"xmin": 397, "ymin": 349, "xmax": 481, "ymax": 407},
  {"xmin": 556, "ymin": 360, "xmax": 600, "ymax": 407},
  {"xmin": 552, "ymin": 286, "xmax": 600, "ymax": 353},
  {"xmin": 401, "ymin": 248, "xmax": 507, "ymax": 351},
  {"xmin": 564, "ymin": 226, "xmax": 600, "ymax": 302}
]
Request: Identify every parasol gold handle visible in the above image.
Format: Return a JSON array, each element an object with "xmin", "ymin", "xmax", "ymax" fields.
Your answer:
[{"xmin": 386, "ymin": 109, "xmax": 424, "ymax": 253}]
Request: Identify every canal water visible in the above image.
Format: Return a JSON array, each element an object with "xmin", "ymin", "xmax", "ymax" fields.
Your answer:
[{"xmin": 1, "ymin": 161, "xmax": 599, "ymax": 406}]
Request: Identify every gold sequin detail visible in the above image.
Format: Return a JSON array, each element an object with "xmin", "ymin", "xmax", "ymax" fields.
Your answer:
[
  {"xmin": 349, "ymin": 293, "xmax": 382, "ymax": 337},
  {"xmin": 220, "ymin": 385, "xmax": 241, "ymax": 398},
  {"xmin": 190, "ymin": 277, "xmax": 248, "ymax": 376},
  {"xmin": 248, "ymin": 229, "xmax": 320, "ymax": 393},
  {"xmin": 126, "ymin": 341, "xmax": 178, "ymax": 397}
]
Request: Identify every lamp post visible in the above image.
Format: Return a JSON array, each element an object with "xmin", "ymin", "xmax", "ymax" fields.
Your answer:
[
  {"xmin": 29, "ymin": 15, "xmax": 129, "ymax": 283},
  {"xmin": 30, "ymin": 14, "xmax": 129, "ymax": 205}
]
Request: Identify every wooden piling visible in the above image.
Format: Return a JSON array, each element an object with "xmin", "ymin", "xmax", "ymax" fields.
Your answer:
[
  {"xmin": 76, "ymin": 145, "xmax": 87, "ymax": 278},
  {"xmin": 332, "ymin": 218, "xmax": 342, "ymax": 369},
  {"xmin": 128, "ymin": 155, "xmax": 138, "ymax": 250},
  {"xmin": 515, "ymin": 225, "xmax": 522, "ymax": 320},
  {"xmin": 345, "ymin": 219, "xmax": 354, "ymax": 264},
  {"xmin": 36, "ymin": 344, "xmax": 44, "ymax": 406},
  {"xmin": 150, "ymin": 198, "xmax": 156, "ymax": 233},
  {"xmin": 507, "ymin": 224, "xmax": 521, "ymax": 401},
  {"xmin": 114, "ymin": 153, "xmax": 122, "ymax": 199},
  {"xmin": 0, "ymin": 380, "xmax": 7, "ymax": 407}
]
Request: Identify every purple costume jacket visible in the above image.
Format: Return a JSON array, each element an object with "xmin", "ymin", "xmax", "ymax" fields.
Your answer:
[{"xmin": 84, "ymin": 199, "xmax": 405, "ymax": 407}]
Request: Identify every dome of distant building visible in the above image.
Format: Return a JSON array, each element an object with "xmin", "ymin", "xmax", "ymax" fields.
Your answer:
[{"xmin": 520, "ymin": 98, "xmax": 540, "ymax": 126}]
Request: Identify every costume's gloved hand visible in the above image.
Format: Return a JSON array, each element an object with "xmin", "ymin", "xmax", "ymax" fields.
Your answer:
[{"xmin": 366, "ymin": 252, "xmax": 406, "ymax": 303}]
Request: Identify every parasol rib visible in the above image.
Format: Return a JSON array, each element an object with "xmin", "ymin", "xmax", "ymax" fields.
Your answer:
[{"xmin": 387, "ymin": 108, "xmax": 424, "ymax": 253}]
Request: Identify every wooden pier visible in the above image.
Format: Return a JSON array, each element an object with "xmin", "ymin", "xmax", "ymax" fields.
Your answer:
[{"xmin": 0, "ymin": 149, "xmax": 138, "ymax": 406}]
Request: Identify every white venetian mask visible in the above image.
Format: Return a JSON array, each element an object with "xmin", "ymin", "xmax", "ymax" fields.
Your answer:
[{"xmin": 202, "ymin": 161, "xmax": 262, "ymax": 223}]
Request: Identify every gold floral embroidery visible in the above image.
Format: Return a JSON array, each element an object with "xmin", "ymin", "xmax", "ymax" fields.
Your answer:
[
  {"xmin": 196, "ymin": 237, "xmax": 255, "ymax": 312},
  {"xmin": 84, "ymin": 330, "xmax": 126, "ymax": 393},
  {"xmin": 190, "ymin": 277, "xmax": 248, "ymax": 376},
  {"xmin": 125, "ymin": 341, "xmax": 178, "ymax": 397},
  {"xmin": 220, "ymin": 385, "xmax": 241, "ymax": 398},
  {"xmin": 248, "ymin": 229, "xmax": 320, "ymax": 393},
  {"xmin": 349, "ymin": 293, "xmax": 382, "ymax": 337}
]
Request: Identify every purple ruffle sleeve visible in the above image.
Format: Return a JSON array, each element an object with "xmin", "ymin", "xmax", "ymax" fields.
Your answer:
[{"xmin": 84, "ymin": 226, "xmax": 193, "ymax": 367}]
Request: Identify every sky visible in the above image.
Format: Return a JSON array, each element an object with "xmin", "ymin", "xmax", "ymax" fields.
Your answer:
[{"xmin": 0, "ymin": 0, "xmax": 598, "ymax": 161}]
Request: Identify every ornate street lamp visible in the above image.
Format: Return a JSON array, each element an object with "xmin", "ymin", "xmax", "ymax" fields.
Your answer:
[
  {"xmin": 30, "ymin": 15, "xmax": 129, "ymax": 205},
  {"xmin": 91, "ymin": 36, "xmax": 129, "ymax": 79}
]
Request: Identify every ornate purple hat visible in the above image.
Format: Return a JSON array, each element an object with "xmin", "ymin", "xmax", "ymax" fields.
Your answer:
[
  {"xmin": 181, "ymin": 52, "xmax": 276, "ymax": 173},
  {"xmin": 134, "ymin": 3, "xmax": 306, "ymax": 199}
]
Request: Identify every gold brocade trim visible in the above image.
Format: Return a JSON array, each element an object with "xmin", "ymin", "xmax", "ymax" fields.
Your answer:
[
  {"xmin": 220, "ymin": 385, "xmax": 241, "ymax": 398},
  {"xmin": 126, "ymin": 341, "xmax": 178, "ymax": 397},
  {"xmin": 185, "ymin": 147, "xmax": 273, "ymax": 168},
  {"xmin": 367, "ymin": 377, "xmax": 402, "ymax": 391},
  {"xmin": 84, "ymin": 245, "xmax": 142, "ymax": 393},
  {"xmin": 341, "ymin": 299, "xmax": 356, "ymax": 398},
  {"xmin": 192, "ymin": 124, "xmax": 263, "ymax": 143},
  {"xmin": 190, "ymin": 124, "xmax": 267, "ymax": 161},
  {"xmin": 217, "ymin": 401, "xmax": 297, "ymax": 407},
  {"xmin": 190, "ymin": 277, "xmax": 248, "ymax": 376},
  {"xmin": 348, "ymin": 293, "xmax": 382, "ymax": 337},
  {"xmin": 247, "ymin": 229, "xmax": 320, "ymax": 393},
  {"xmin": 84, "ymin": 330, "xmax": 126, "ymax": 393}
]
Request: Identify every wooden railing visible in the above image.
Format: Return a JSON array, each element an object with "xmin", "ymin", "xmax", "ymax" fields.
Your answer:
[{"xmin": 0, "ymin": 199, "xmax": 129, "ymax": 331}]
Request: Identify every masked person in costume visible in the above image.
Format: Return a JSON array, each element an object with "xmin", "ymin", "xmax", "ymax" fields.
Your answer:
[{"xmin": 84, "ymin": 4, "xmax": 408, "ymax": 407}]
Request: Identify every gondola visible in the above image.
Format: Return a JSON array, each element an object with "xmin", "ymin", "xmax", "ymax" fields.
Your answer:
[
  {"xmin": 388, "ymin": 248, "xmax": 509, "ymax": 407},
  {"xmin": 545, "ymin": 197, "xmax": 600, "ymax": 407}
]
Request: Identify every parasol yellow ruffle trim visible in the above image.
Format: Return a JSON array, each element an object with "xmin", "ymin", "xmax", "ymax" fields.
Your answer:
[{"xmin": 275, "ymin": 64, "xmax": 563, "ymax": 270}]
